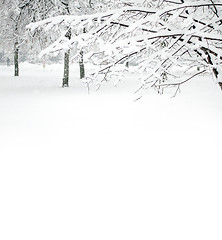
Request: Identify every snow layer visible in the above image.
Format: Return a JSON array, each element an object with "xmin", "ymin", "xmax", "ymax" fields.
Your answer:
[{"xmin": 0, "ymin": 63, "xmax": 222, "ymax": 240}]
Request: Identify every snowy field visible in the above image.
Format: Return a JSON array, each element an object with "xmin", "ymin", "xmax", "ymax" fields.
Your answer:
[{"xmin": 0, "ymin": 63, "xmax": 222, "ymax": 240}]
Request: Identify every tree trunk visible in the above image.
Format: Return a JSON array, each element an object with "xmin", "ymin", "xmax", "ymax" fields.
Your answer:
[
  {"xmin": 14, "ymin": 41, "xmax": 19, "ymax": 77},
  {"xmin": 62, "ymin": 49, "xmax": 70, "ymax": 87},
  {"xmin": 62, "ymin": 29, "xmax": 71, "ymax": 87},
  {"xmin": 79, "ymin": 50, "xmax": 85, "ymax": 79}
]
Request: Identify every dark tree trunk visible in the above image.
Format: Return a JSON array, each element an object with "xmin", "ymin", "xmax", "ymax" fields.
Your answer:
[
  {"xmin": 62, "ymin": 49, "xmax": 70, "ymax": 87},
  {"xmin": 62, "ymin": 29, "xmax": 71, "ymax": 87},
  {"xmin": 14, "ymin": 41, "xmax": 19, "ymax": 77},
  {"xmin": 79, "ymin": 50, "xmax": 85, "ymax": 79}
]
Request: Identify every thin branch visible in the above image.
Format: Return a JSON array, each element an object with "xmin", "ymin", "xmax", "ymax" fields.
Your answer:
[{"xmin": 156, "ymin": 70, "xmax": 206, "ymax": 87}]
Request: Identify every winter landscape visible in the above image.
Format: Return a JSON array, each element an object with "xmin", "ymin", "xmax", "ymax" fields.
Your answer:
[{"xmin": 1, "ymin": 1, "xmax": 222, "ymax": 240}]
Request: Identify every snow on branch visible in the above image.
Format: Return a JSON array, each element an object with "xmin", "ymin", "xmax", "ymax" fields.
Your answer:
[{"xmin": 27, "ymin": 0, "xmax": 222, "ymax": 95}]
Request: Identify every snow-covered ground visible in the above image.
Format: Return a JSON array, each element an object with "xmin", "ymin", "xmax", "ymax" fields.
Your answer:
[{"xmin": 0, "ymin": 63, "xmax": 222, "ymax": 240}]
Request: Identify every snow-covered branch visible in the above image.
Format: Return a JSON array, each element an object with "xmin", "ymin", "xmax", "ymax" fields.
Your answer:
[{"xmin": 26, "ymin": 0, "xmax": 222, "ymax": 95}]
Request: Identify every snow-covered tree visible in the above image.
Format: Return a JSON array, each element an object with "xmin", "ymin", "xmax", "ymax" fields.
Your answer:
[
  {"xmin": 27, "ymin": 0, "xmax": 222, "ymax": 95},
  {"xmin": 55, "ymin": 0, "xmax": 72, "ymax": 87},
  {"xmin": 0, "ymin": 0, "xmax": 20, "ymax": 75},
  {"xmin": 0, "ymin": 0, "xmax": 56, "ymax": 75}
]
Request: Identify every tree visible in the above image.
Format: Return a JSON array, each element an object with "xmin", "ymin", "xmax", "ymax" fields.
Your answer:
[
  {"xmin": 56, "ymin": 0, "xmax": 72, "ymax": 87},
  {"xmin": 27, "ymin": 0, "xmax": 222, "ymax": 95},
  {"xmin": 0, "ymin": 0, "xmax": 56, "ymax": 76},
  {"xmin": 0, "ymin": 0, "xmax": 20, "ymax": 76}
]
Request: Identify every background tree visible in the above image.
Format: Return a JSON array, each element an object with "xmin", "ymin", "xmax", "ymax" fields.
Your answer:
[
  {"xmin": 0, "ymin": 0, "xmax": 56, "ymax": 76},
  {"xmin": 55, "ymin": 0, "xmax": 71, "ymax": 87},
  {"xmin": 0, "ymin": 0, "xmax": 20, "ymax": 76}
]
